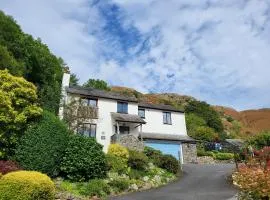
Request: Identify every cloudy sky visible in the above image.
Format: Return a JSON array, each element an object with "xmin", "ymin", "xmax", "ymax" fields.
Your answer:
[{"xmin": 1, "ymin": 0, "xmax": 270, "ymax": 110}]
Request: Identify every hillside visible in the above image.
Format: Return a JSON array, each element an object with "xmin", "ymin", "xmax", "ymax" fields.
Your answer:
[
  {"xmin": 215, "ymin": 106, "xmax": 270, "ymax": 137},
  {"xmin": 111, "ymin": 86, "xmax": 270, "ymax": 139}
]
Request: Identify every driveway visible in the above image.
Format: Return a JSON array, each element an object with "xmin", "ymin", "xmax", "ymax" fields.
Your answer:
[{"xmin": 110, "ymin": 164, "xmax": 238, "ymax": 200}]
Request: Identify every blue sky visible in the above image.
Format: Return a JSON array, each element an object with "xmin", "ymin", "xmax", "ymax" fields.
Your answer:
[{"xmin": 1, "ymin": 0, "xmax": 270, "ymax": 110}]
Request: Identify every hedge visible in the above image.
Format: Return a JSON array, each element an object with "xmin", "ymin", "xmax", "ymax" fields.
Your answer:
[
  {"xmin": 60, "ymin": 135, "xmax": 107, "ymax": 182},
  {"xmin": 0, "ymin": 171, "xmax": 55, "ymax": 200},
  {"xmin": 15, "ymin": 111, "xmax": 70, "ymax": 177}
]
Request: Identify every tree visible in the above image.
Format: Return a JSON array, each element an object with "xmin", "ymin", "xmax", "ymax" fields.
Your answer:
[
  {"xmin": 190, "ymin": 126, "xmax": 218, "ymax": 142},
  {"xmin": 185, "ymin": 113, "xmax": 207, "ymax": 132},
  {"xmin": 83, "ymin": 79, "xmax": 111, "ymax": 91},
  {"xmin": 0, "ymin": 11, "xmax": 63, "ymax": 113},
  {"xmin": 0, "ymin": 70, "xmax": 43, "ymax": 159},
  {"xmin": 70, "ymin": 73, "xmax": 79, "ymax": 86},
  {"xmin": 185, "ymin": 100, "xmax": 224, "ymax": 133},
  {"xmin": 63, "ymin": 97, "xmax": 97, "ymax": 133}
]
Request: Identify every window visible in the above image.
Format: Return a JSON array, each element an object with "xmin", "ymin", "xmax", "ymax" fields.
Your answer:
[
  {"xmin": 138, "ymin": 109, "xmax": 145, "ymax": 118},
  {"xmin": 78, "ymin": 123, "xmax": 96, "ymax": 138},
  {"xmin": 163, "ymin": 112, "xmax": 172, "ymax": 124},
  {"xmin": 81, "ymin": 98, "xmax": 97, "ymax": 107},
  {"xmin": 115, "ymin": 126, "xmax": 130, "ymax": 134},
  {"xmin": 117, "ymin": 102, "xmax": 128, "ymax": 113}
]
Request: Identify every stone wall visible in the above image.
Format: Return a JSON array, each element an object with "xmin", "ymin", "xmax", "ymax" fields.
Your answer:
[
  {"xmin": 182, "ymin": 143, "xmax": 197, "ymax": 163},
  {"xmin": 117, "ymin": 134, "xmax": 145, "ymax": 152}
]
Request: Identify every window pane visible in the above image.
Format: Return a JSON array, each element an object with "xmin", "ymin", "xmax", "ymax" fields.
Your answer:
[
  {"xmin": 117, "ymin": 102, "xmax": 128, "ymax": 113},
  {"xmin": 90, "ymin": 124, "xmax": 96, "ymax": 137},
  {"xmin": 163, "ymin": 112, "xmax": 167, "ymax": 123},
  {"xmin": 138, "ymin": 109, "xmax": 145, "ymax": 118},
  {"xmin": 167, "ymin": 113, "xmax": 172, "ymax": 124},
  {"xmin": 89, "ymin": 99, "xmax": 97, "ymax": 107},
  {"xmin": 83, "ymin": 124, "xmax": 90, "ymax": 137}
]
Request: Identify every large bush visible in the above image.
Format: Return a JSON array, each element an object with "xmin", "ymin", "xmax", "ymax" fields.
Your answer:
[
  {"xmin": 143, "ymin": 146, "xmax": 162, "ymax": 166},
  {"xmin": 0, "ymin": 160, "xmax": 21, "ymax": 175},
  {"xmin": 106, "ymin": 154, "xmax": 128, "ymax": 174},
  {"xmin": 15, "ymin": 111, "xmax": 70, "ymax": 177},
  {"xmin": 128, "ymin": 150, "xmax": 148, "ymax": 171},
  {"xmin": 0, "ymin": 171, "xmax": 55, "ymax": 200},
  {"xmin": 60, "ymin": 135, "xmax": 107, "ymax": 182},
  {"xmin": 249, "ymin": 131, "xmax": 270, "ymax": 150},
  {"xmin": 108, "ymin": 144, "xmax": 129, "ymax": 160},
  {"xmin": 158, "ymin": 155, "xmax": 180, "ymax": 174},
  {"xmin": 0, "ymin": 69, "xmax": 42, "ymax": 159}
]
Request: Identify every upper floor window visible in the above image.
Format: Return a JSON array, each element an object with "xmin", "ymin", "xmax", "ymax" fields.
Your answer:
[
  {"xmin": 163, "ymin": 112, "xmax": 172, "ymax": 124},
  {"xmin": 117, "ymin": 102, "xmax": 128, "ymax": 113},
  {"xmin": 81, "ymin": 98, "xmax": 97, "ymax": 107},
  {"xmin": 78, "ymin": 123, "xmax": 96, "ymax": 138},
  {"xmin": 138, "ymin": 109, "xmax": 145, "ymax": 118}
]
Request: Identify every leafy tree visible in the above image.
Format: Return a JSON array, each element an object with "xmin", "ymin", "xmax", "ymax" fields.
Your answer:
[
  {"xmin": 185, "ymin": 100, "xmax": 224, "ymax": 133},
  {"xmin": 83, "ymin": 79, "xmax": 111, "ymax": 91},
  {"xmin": 0, "ymin": 70, "xmax": 42, "ymax": 159},
  {"xmin": 0, "ymin": 11, "xmax": 63, "ymax": 113},
  {"xmin": 185, "ymin": 113, "xmax": 207, "ymax": 132},
  {"xmin": 70, "ymin": 73, "xmax": 79, "ymax": 86},
  {"xmin": 190, "ymin": 126, "xmax": 218, "ymax": 142}
]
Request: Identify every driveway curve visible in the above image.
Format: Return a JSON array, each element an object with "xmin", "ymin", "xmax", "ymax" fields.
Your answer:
[{"xmin": 110, "ymin": 164, "xmax": 237, "ymax": 200}]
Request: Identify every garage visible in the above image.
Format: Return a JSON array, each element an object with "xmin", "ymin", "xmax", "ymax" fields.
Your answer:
[{"xmin": 144, "ymin": 140, "xmax": 183, "ymax": 163}]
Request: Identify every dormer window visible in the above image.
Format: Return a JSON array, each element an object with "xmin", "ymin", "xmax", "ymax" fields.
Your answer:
[{"xmin": 117, "ymin": 102, "xmax": 128, "ymax": 113}]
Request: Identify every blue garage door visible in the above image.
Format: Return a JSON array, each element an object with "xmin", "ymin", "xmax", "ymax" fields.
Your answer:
[{"xmin": 145, "ymin": 141, "xmax": 181, "ymax": 160}]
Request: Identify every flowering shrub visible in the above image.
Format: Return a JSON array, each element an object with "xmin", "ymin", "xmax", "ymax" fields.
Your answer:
[
  {"xmin": 233, "ymin": 166, "xmax": 270, "ymax": 199},
  {"xmin": 0, "ymin": 160, "xmax": 21, "ymax": 175},
  {"xmin": 108, "ymin": 144, "xmax": 129, "ymax": 160}
]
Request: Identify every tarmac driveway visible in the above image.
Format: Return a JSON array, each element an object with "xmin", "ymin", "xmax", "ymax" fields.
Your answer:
[{"xmin": 110, "ymin": 164, "xmax": 237, "ymax": 200}]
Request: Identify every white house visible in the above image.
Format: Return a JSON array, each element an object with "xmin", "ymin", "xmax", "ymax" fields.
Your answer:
[{"xmin": 59, "ymin": 71, "xmax": 197, "ymax": 164}]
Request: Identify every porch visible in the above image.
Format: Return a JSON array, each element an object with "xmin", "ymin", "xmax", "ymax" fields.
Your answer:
[{"xmin": 110, "ymin": 112, "xmax": 146, "ymax": 151}]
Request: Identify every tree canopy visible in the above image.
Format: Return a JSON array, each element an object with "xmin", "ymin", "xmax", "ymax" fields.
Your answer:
[
  {"xmin": 0, "ymin": 70, "xmax": 43, "ymax": 158},
  {"xmin": 83, "ymin": 79, "xmax": 111, "ymax": 91},
  {"xmin": 0, "ymin": 11, "xmax": 63, "ymax": 113},
  {"xmin": 185, "ymin": 100, "xmax": 224, "ymax": 133}
]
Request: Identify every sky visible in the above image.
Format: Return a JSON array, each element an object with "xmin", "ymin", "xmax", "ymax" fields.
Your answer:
[{"xmin": 1, "ymin": 0, "xmax": 270, "ymax": 110}]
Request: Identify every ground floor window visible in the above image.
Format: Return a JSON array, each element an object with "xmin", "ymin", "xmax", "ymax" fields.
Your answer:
[{"xmin": 78, "ymin": 123, "xmax": 96, "ymax": 138}]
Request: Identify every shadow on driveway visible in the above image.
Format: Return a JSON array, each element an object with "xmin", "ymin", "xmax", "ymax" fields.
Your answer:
[{"xmin": 110, "ymin": 164, "xmax": 238, "ymax": 200}]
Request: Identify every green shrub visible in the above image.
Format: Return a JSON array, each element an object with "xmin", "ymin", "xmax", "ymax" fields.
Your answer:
[
  {"xmin": 60, "ymin": 135, "xmax": 107, "ymax": 182},
  {"xmin": 128, "ymin": 169, "xmax": 147, "ymax": 180},
  {"xmin": 79, "ymin": 179, "xmax": 110, "ymax": 197},
  {"xmin": 108, "ymin": 144, "xmax": 129, "ymax": 160},
  {"xmin": 109, "ymin": 179, "xmax": 130, "ymax": 193},
  {"xmin": 106, "ymin": 154, "xmax": 128, "ymax": 174},
  {"xmin": 128, "ymin": 150, "xmax": 148, "ymax": 171},
  {"xmin": 214, "ymin": 152, "xmax": 234, "ymax": 160},
  {"xmin": 249, "ymin": 131, "xmax": 270, "ymax": 149},
  {"xmin": 15, "ymin": 111, "xmax": 70, "ymax": 177},
  {"xmin": 159, "ymin": 155, "xmax": 179, "ymax": 174},
  {"xmin": 0, "ymin": 171, "xmax": 55, "ymax": 200},
  {"xmin": 143, "ymin": 146, "xmax": 162, "ymax": 165},
  {"xmin": 197, "ymin": 149, "xmax": 214, "ymax": 157}
]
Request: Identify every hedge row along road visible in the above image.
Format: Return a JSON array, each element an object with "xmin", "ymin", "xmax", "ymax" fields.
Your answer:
[{"xmin": 110, "ymin": 164, "xmax": 237, "ymax": 200}]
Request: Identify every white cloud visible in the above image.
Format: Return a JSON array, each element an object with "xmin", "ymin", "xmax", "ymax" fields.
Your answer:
[{"xmin": 1, "ymin": 0, "xmax": 270, "ymax": 110}]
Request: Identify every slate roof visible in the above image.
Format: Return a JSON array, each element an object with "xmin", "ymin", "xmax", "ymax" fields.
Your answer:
[
  {"xmin": 111, "ymin": 112, "xmax": 146, "ymax": 124},
  {"xmin": 138, "ymin": 102, "xmax": 184, "ymax": 113},
  {"xmin": 140, "ymin": 132, "xmax": 195, "ymax": 142},
  {"xmin": 66, "ymin": 86, "xmax": 138, "ymax": 102}
]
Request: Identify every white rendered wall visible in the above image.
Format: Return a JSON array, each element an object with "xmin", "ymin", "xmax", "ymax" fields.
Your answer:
[{"xmin": 141, "ymin": 108, "xmax": 187, "ymax": 136}]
